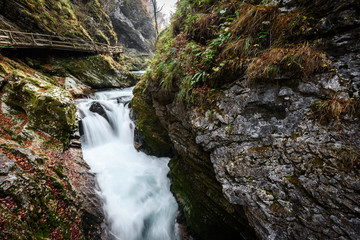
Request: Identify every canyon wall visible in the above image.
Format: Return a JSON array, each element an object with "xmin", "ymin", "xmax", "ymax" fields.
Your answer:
[{"xmin": 132, "ymin": 0, "xmax": 360, "ymax": 239}]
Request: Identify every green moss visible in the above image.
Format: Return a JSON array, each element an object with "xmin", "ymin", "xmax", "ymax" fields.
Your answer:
[
  {"xmin": 3, "ymin": 70, "xmax": 76, "ymax": 142},
  {"xmin": 51, "ymin": 181, "xmax": 64, "ymax": 190},
  {"xmin": 131, "ymin": 81, "xmax": 173, "ymax": 157},
  {"xmin": 168, "ymin": 156, "xmax": 257, "ymax": 240},
  {"xmin": 15, "ymin": 0, "xmax": 117, "ymax": 44},
  {"xmin": 54, "ymin": 164, "xmax": 65, "ymax": 178},
  {"xmin": 56, "ymin": 55, "xmax": 138, "ymax": 88}
]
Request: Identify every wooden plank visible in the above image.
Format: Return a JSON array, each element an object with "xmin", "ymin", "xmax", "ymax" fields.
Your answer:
[
  {"xmin": 51, "ymin": 40, "xmax": 73, "ymax": 46},
  {"xmin": 52, "ymin": 44, "xmax": 80, "ymax": 49}
]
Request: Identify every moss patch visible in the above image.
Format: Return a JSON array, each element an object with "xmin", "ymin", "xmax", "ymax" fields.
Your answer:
[
  {"xmin": 168, "ymin": 155, "xmax": 257, "ymax": 240},
  {"xmin": 131, "ymin": 79, "xmax": 173, "ymax": 157},
  {"xmin": 1, "ymin": 69, "xmax": 76, "ymax": 143}
]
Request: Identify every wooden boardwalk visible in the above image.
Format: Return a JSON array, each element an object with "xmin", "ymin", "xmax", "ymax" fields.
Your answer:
[{"xmin": 0, "ymin": 29, "xmax": 122, "ymax": 54}]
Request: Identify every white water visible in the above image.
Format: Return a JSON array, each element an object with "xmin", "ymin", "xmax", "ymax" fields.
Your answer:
[
  {"xmin": 131, "ymin": 70, "xmax": 146, "ymax": 76},
  {"xmin": 76, "ymin": 88, "xmax": 179, "ymax": 240}
]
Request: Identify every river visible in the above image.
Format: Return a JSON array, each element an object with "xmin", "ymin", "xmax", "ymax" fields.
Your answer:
[{"xmin": 76, "ymin": 87, "xmax": 179, "ymax": 240}]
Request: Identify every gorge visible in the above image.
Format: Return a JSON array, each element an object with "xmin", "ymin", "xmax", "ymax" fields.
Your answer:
[{"xmin": 0, "ymin": 0, "xmax": 359, "ymax": 240}]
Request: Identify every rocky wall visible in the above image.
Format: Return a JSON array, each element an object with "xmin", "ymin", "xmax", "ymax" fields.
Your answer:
[{"xmin": 132, "ymin": 0, "xmax": 360, "ymax": 239}]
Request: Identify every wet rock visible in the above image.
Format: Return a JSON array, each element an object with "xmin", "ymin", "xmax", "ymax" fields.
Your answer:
[
  {"xmin": 89, "ymin": 102, "xmax": 110, "ymax": 122},
  {"xmin": 69, "ymin": 139, "xmax": 82, "ymax": 148},
  {"xmin": 64, "ymin": 76, "xmax": 91, "ymax": 97},
  {"xmin": 63, "ymin": 147, "xmax": 107, "ymax": 239},
  {"xmin": 130, "ymin": 81, "xmax": 174, "ymax": 157}
]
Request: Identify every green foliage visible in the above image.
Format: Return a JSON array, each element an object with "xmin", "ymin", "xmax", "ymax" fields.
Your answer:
[{"xmin": 144, "ymin": 0, "xmax": 331, "ymax": 108}]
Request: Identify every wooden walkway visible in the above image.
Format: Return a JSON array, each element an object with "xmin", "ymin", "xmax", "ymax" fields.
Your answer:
[{"xmin": 0, "ymin": 29, "xmax": 122, "ymax": 54}]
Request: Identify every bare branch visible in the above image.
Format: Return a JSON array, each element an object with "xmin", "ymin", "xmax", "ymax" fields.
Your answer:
[{"xmin": 156, "ymin": 4, "xmax": 164, "ymax": 14}]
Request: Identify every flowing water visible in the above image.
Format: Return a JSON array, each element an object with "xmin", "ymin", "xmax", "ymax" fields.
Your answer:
[{"xmin": 76, "ymin": 88, "xmax": 179, "ymax": 240}]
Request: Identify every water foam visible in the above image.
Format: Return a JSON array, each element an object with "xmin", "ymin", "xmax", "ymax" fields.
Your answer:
[{"xmin": 77, "ymin": 88, "xmax": 178, "ymax": 240}]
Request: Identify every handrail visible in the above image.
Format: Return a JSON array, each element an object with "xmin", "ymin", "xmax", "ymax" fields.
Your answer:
[{"xmin": 0, "ymin": 29, "xmax": 123, "ymax": 54}]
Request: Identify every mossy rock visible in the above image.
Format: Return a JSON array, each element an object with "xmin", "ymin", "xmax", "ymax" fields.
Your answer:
[
  {"xmin": 168, "ymin": 155, "xmax": 258, "ymax": 240},
  {"xmin": 0, "ymin": 138, "xmax": 84, "ymax": 239},
  {"xmin": 131, "ymin": 80, "xmax": 173, "ymax": 157},
  {"xmin": 2, "ymin": 70, "xmax": 76, "ymax": 142},
  {"xmin": 58, "ymin": 55, "xmax": 139, "ymax": 89}
]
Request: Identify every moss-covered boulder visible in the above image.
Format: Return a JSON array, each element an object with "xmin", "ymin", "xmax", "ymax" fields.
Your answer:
[
  {"xmin": 0, "ymin": 138, "xmax": 85, "ymax": 239},
  {"xmin": 58, "ymin": 55, "xmax": 138, "ymax": 89},
  {"xmin": 2, "ymin": 70, "xmax": 76, "ymax": 142}
]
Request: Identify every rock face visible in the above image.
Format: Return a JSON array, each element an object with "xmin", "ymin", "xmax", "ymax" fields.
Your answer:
[
  {"xmin": 132, "ymin": 0, "xmax": 360, "ymax": 239},
  {"xmin": 104, "ymin": 0, "xmax": 156, "ymax": 52},
  {"xmin": 63, "ymin": 146, "xmax": 107, "ymax": 239},
  {"xmin": 0, "ymin": 0, "xmax": 117, "ymax": 43},
  {"xmin": 131, "ymin": 79, "xmax": 174, "ymax": 157},
  {"xmin": 0, "ymin": 55, "xmax": 108, "ymax": 238},
  {"xmin": 0, "ymin": 138, "xmax": 106, "ymax": 239},
  {"xmin": 52, "ymin": 54, "xmax": 139, "ymax": 90}
]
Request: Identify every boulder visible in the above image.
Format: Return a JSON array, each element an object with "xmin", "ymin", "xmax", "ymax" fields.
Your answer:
[
  {"xmin": 1, "ymin": 70, "xmax": 76, "ymax": 142},
  {"xmin": 89, "ymin": 102, "xmax": 109, "ymax": 122}
]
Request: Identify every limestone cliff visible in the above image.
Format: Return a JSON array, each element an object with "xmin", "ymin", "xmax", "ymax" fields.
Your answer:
[
  {"xmin": 103, "ymin": 0, "xmax": 156, "ymax": 52},
  {"xmin": 132, "ymin": 0, "xmax": 360, "ymax": 239}
]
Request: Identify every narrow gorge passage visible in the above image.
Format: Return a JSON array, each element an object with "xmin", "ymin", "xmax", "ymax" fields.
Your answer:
[{"xmin": 76, "ymin": 88, "xmax": 179, "ymax": 240}]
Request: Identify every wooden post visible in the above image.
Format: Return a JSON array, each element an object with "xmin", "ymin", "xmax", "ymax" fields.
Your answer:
[
  {"xmin": 9, "ymin": 31, "xmax": 15, "ymax": 44},
  {"xmin": 31, "ymin": 33, "xmax": 36, "ymax": 45}
]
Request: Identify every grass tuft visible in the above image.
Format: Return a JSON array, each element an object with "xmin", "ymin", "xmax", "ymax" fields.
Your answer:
[
  {"xmin": 312, "ymin": 96, "xmax": 360, "ymax": 123},
  {"xmin": 246, "ymin": 45, "xmax": 330, "ymax": 83}
]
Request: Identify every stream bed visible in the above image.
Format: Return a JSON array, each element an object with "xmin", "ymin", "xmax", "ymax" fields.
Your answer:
[{"xmin": 76, "ymin": 88, "xmax": 178, "ymax": 240}]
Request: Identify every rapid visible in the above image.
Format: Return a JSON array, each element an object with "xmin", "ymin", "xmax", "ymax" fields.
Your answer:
[{"xmin": 76, "ymin": 88, "xmax": 178, "ymax": 240}]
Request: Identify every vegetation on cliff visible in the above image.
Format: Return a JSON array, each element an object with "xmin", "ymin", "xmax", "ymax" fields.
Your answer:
[
  {"xmin": 133, "ymin": 0, "xmax": 360, "ymax": 239},
  {"xmin": 145, "ymin": 0, "xmax": 334, "ymax": 106}
]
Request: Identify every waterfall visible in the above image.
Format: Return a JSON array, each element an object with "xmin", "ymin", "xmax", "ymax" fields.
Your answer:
[{"xmin": 76, "ymin": 88, "xmax": 179, "ymax": 240}]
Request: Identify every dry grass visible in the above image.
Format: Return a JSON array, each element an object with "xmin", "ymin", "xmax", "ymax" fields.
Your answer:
[
  {"xmin": 312, "ymin": 96, "xmax": 360, "ymax": 123},
  {"xmin": 229, "ymin": 4, "xmax": 278, "ymax": 39},
  {"xmin": 188, "ymin": 13, "xmax": 219, "ymax": 44},
  {"xmin": 245, "ymin": 45, "xmax": 330, "ymax": 82},
  {"xmin": 271, "ymin": 11, "xmax": 311, "ymax": 43},
  {"xmin": 221, "ymin": 37, "xmax": 258, "ymax": 60}
]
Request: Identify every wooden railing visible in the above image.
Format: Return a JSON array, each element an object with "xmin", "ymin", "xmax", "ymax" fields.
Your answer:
[{"xmin": 0, "ymin": 29, "xmax": 122, "ymax": 54}]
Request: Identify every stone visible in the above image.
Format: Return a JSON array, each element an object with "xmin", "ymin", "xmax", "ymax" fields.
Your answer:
[
  {"xmin": 89, "ymin": 102, "xmax": 110, "ymax": 122},
  {"xmin": 1, "ymin": 70, "xmax": 76, "ymax": 142}
]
